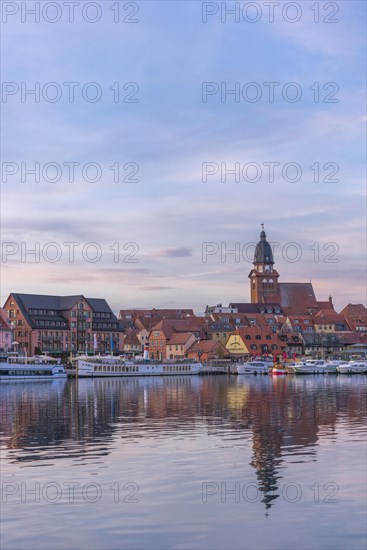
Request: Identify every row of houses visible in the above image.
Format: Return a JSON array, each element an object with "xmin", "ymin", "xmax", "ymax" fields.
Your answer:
[
  {"xmin": 123, "ymin": 305, "xmax": 367, "ymax": 360},
  {"xmin": 1, "ymin": 293, "xmax": 366, "ymax": 360}
]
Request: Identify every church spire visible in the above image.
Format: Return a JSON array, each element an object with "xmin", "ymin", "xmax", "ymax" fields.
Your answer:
[
  {"xmin": 254, "ymin": 225, "xmax": 274, "ymax": 265},
  {"xmin": 249, "ymin": 225, "xmax": 280, "ymax": 303}
]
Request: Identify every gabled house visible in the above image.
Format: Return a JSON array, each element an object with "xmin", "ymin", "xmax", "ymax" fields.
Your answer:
[
  {"xmin": 340, "ymin": 304, "xmax": 367, "ymax": 332},
  {"xmin": 166, "ymin": 333, "xmax": 196, "ymax": 359},
  {"xmin": 123, "ymin": 329, "xmax": 141, "ymax": 355},
  {"xmin": 148, "ymin": 318, "xmax": 206, "ymax": 360},
  {"xmin": 187, "ymin": 340, "xmax": 228, "ymax": 362}
]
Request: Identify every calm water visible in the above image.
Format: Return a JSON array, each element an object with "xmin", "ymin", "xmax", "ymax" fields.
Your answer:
[{"xmin": 1, "ymin": 375, "xmax": 366, "ymax": 550}]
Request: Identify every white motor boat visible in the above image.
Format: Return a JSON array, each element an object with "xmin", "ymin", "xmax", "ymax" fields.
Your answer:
[
  {"xmin": 337, "ymin": 361, "xmax": 367, "ymax": 374},
  {"xmin": 291, "ymin": 360, "xmax": 334, "ymax": 374},
  {"xmin": 236, "ymin": 361, "xmax": 271, "ymax": 375}
]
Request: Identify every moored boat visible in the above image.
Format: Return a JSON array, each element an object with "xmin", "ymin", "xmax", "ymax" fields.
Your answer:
[
  {"xmin": 236, "ymin": 360, "xmax": 271, "ymax": 375},
  {"xmin": 291, "ymin": 360, "xmax": 334, "ymax": 374},
  {"xmin": 0, "ymin": 355, "xmax": 67, "ymax": 381},
  {"xmin": 75, "ymin": 356, "xmax": 203, "ymax": 377},
  {"xmin": 336, "ymin": 361, "xmax": 367, "ymax": 374},
  {"xmin": 271, "ymin": 365, "xmax": 287, "ymax": 375}
]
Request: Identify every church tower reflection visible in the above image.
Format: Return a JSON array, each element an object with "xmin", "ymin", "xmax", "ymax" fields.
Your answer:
[{"xmin": 250, "ymin": 424, "xmax": 283, "ymax": 510}]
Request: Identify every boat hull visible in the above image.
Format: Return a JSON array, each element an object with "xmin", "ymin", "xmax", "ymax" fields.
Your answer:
[
  {"xmin": 337, "ymin": 365, "xmax": 367, "ymax": 374},
  {"xmin": 0, "ymin": 362, "xmax": 67, "ymax": 381},
  {"xmin": 272, "ymin": 368, "xmax": 287, "ymax": 375},
  {"xmin": 236, "ymin": 364, "xmax": 270, "ymax": 375}
]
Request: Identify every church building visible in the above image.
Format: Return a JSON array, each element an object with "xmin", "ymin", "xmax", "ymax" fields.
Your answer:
[{"xmin": 232, "ymin": 225, "xmax": 331, "ymax": 316}]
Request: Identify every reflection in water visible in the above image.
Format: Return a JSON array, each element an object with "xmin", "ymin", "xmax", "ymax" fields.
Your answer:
[{"xmin": 1, "ymin": 375, "xmax": 366, "ymax": 513}]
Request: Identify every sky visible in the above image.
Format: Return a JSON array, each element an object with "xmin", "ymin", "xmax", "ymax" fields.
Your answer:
[{"xmin": 1, "ymin": 0, "xmax": 366, "ymax": 314}]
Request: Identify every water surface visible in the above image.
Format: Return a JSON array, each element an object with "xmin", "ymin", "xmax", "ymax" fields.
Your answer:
[{"xmin": 1, "ymin": 375, "xmax": 366, "ymax": 549}]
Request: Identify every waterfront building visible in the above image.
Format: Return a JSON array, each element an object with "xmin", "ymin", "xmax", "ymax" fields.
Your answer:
[{"xmin": 3, "ymin": 293, "xmax": 124, "ymax": 355}]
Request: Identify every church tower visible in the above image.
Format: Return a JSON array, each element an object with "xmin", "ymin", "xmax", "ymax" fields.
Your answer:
[{"xmin": 248, "ymin": 225, "xmax": 280, "ymax": 303}]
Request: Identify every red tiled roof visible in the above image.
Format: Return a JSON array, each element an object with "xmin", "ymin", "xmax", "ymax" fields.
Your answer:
[
  {"xmin": 134, "ymin": 317, "xmax": 157, "ymax": 331},
  {"xmin": 278, "ymin": 283, "xmax": 318, "ymax": 313},
  {"xmin": 167, "ymin": 332, "xmax": 195, "ymax": 345},
  {"xmin": 124, "ymin": 329, "xmax": 140, "ymax": 346},
  {"xmin": 317, "ymin": 301, "xmax": 334, "ymax": 310},
  {"xmin": 150, "ymin": 318, "xmax": 205, "ymax": 337},
  {"xmin": 338, "ymin": 331, "xmax": 367, "ymax": 345},
  {"xmin": 284, "ymin": 315, "xmax": 314, "ymax": 331},
  {"xmin": 313, "ymin": 309, "xmax": 346, "ymax": 325},
  {"xmin": 120, "ymin": 308, "xmax": 194, "ymax": 320},
  {"xmin": 0, "ymin": 316, "xmax": 12, "ymax": 331},
  {"xmin": 339, "ymin": 304, "xmax": 367, "ymax": 331},
  {"xmin": 188, "ymin": 340, "xmax": 227, "ymax": 354}
]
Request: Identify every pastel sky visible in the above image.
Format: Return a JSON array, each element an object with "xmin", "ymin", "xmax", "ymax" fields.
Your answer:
[{"xmin": 1, "ymin": 1, "xmax": 366, "ymax": 314}]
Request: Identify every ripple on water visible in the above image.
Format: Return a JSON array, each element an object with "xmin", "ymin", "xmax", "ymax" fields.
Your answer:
[{"xmin": 1, "ymin": 376, "xmax": 366, "ymax": 550}]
